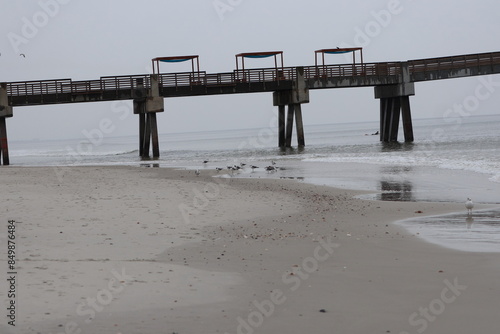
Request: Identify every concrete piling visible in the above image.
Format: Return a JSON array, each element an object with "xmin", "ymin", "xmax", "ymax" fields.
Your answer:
[
  {"xmin": 134, "ymin": 75, "xmax": 164, "ymax": 159},
  {"xmin": 274, "ymin": 67, "xmax": 309, "ymax": 148},
  {"xmin": 0, "ymin": 83, "xmax": 13, "ymax": 165},
  {"xmin": 375, "ymin": 63, "xmax": 415, "ymax": 142}
]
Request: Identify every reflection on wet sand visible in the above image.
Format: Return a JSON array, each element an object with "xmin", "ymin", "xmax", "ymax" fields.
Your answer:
[
  {"xmin": 380, "ymin": 141, "xmax": 415, "ymax": 153},
  {"xmin": 379, "ymin": 180, "xmax": 414, "ymax": 201},
  {"xmin": 466, "ymin": 216, "xmax": 474, "ymax": 229},
  {"xmin": 377, "ymin": 166, "xmax": 415, "ymax": 202},
  {"xmin": 397, "ymin": 209, "xmax": 500, "ymax": 252}
]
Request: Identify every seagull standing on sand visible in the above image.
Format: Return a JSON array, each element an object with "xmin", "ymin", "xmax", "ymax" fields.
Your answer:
[
  {"xmin": 465, "ymin": 198, "xmax": 474, "ymax": 215},
  {"xmin": 195, "ymin": 169, "xmax": 200, "ymax": 176}
]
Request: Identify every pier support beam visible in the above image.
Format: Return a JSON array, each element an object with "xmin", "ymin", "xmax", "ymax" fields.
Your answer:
[
  {"xmin": 375, "ymin": 63, "xmax": 415, "ymax": 142},
  {"xmin": 278, "ymin": 105, "xmax": 286, "ymax": 147},
  {"xmin": 400, "ymin": 95, "xmax": 414, "ymax": 142},
  {"xmin": 0, "ymin": 118, "xmax": 10, "ymax": 166},
  {"xmin": 273, "ymin": 67, "xmax": 309, "ymax": 148},
  {"xmin": 376, "ymin": 92, "xmax": 414, "ymax": 142},
  {"xmin": 295, "ymin": 104, "xmax": 305, "ymax": 146},
  {"xmin": 285, "ymin": 104, "xmax": 295, "ymax": 147},
  {"xmin": 0, "ymin": 83, "xmax": 13, "ymax": 166},
  {"xmin": 134, "ymin": 75, "xmax": 164, "ymax": 159}
]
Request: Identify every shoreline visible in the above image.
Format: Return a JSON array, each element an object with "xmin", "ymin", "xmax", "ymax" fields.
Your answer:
[{"xmin": 1, "ymin": 166, "xmax": 499, "ymax": 333}]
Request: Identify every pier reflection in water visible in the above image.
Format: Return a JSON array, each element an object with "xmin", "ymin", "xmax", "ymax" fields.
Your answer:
[{"xmin": 376, "ymin": 166, "xmax": 415, "ymax": 202}]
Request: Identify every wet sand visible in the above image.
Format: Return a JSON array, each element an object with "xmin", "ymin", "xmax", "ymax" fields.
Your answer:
[{"xmin": 0, "ymin": 166, "xmax": 499, "ymax": 334}]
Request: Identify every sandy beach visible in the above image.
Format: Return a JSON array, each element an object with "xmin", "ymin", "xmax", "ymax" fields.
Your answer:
[{"xmin": 1, "ymin": 166, "xmax": 499, "ymax": 334}]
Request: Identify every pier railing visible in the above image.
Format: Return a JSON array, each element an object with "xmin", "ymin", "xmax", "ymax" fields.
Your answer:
[
  {"xmin": 5, "ymin": 62, "xmax": 404, "ymax": 98},
  {"xmin": 408, "ymin": 51, "xmax": 500, "ymax": 80},
  {"xmin": 6, "ymin": 51, "xmax": 500, "ymax": 101}
]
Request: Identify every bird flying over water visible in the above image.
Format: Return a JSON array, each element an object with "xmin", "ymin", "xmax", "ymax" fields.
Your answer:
[
  {"xmin": 20, "ymin": 54, "xmax": 26, "ymax": 58},
  {"xmin": 465, "ymin": 198, "xmax": 474, "ymax": 215}
]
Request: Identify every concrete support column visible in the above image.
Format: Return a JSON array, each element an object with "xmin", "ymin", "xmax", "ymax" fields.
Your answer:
[
  {"xmin": 295, "ymin": 103, "xmax": 305, "ymax": 147},
  {"xmin": 0, "ymin": 117, "xmax": 9, "ymax": 166},
  {"xmin": 0, "ymin": 83, "xmax": 13, "ymax": 166},
  {"xmin": 278, "ymin": 105, "xmax": 286, "ymax": 147},
  {"xmin": 374, "ymin": 68, "xmax": 415, "ymax": 143},
  {"xmin": 273, "ymin": 67, "xmax": 309, "ymax": 148},
  {"xmin": 379, "ymin": 97, "xmax": 404, "ymax": 142},
  {"xmin": 285, "ymin": 104, "xmax": 295, "ymax": 148},
  {"xmin": 134, "ymin": 75, "xmax": 164, "ymax": 159},
  {"xmin": 401, "ymin": 95, "xmax": 414, "ymax": 142},
  {"xmin": 139, "ymin": 112, "xmax": 145, "ymax": 156}
]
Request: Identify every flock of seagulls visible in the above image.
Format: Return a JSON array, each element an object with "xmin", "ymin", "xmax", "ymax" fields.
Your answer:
[
  {"xmin": 195, "ymin": 160, "xmax": 282, "ymax": 176},
  {"xmin": 197, "ymin": 162, "xmax": 477, "ymax": 219}
]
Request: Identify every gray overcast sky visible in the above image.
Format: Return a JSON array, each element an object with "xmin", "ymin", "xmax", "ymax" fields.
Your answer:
[{"xmin": 1, "ymin": 0, "xmax": 500, "ymax": 141}]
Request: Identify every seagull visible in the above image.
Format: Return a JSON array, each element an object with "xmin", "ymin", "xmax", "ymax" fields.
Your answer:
[
  {"xmin": 250, "ymin": 165, "xmax": 259, "ymax": 170},
  {"xmin": 465, "ymin": 198, "xmax": 474, "ymax": 215},
  {"xmin": 20, "ymin": 53, "xmax": 25, "ymax": 58},
  {"xmin": 203, "ymin": 160, "xmax": 209, "ymax": 164},
  {"xmin": 215, "ymin": 167, "xmax": 223, "ymax": 172},
  {"xmin": 271, "ymin": 160, "xmax": 276, "ymax": 165},
  {"xmin": 265, "ymin": 166, "xmax": 276, "ymax": 172},
  {"xmin": 240, "ymin": 163, "xmax": 246, "ymax": 167},
  {"xmin": 195, "ymin": 169, "xmax": 200, "ymax": 176}
]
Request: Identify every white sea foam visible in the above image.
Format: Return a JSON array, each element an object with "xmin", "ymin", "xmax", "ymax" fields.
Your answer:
[{"xmin": 303, "ymin": 153, "xmax": 500, "ymax": 183}]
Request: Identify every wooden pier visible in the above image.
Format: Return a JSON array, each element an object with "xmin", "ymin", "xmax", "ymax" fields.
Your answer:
[{"xmin": 2, "ymin": 50, "xmax": 500, "ymax": 165}]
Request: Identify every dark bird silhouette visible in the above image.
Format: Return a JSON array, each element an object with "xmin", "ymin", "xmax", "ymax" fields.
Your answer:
[{"xmin": 20, "ymin": 54, "xmax": 26, "ymax": 58}]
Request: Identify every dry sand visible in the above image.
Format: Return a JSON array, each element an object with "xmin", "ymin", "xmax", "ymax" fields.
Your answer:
[{"xmin": 0, "ymin": 166, "xmax": 499, "ymax": 334}]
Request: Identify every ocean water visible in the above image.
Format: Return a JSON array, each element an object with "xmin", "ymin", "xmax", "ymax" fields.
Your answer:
[
  {"xmin": 9, "ymin": 113, "xmax": 500, "ymax": 203},
  {"xmin": 7, "ymin": 114, "xmax": 500, "ymax": 252}
]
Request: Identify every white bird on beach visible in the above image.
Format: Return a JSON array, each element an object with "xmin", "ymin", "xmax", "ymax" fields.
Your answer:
[
  {"xmin": 465, "ymin": 198, "xmax": 474, "ymax": 215},
  {"xmin": 195, "ymin": 169, "xmax": 200, "ymax": 176}
]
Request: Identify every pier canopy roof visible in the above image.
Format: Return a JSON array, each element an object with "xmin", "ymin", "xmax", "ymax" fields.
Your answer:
[
  {"xmin": 315, "ymin": 47, "xmax": 363, "ymax": 66},
  {"xmin": 152, "ymin": 55, "xmax": 200, "ymax": 74},
  {"xmin": 235, "ymin": 51, "xmax": 284, "ymax": 72}
]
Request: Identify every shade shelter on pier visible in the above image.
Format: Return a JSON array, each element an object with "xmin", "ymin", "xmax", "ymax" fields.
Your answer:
[
  {"xmin": 151, "ymin": 55, "xmax": 200, "ymax": 74},
  {"xmin": 314, "ymin": 47, "xmax": 363, "ymax": 67}
]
